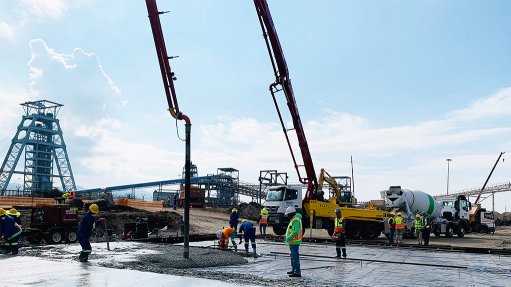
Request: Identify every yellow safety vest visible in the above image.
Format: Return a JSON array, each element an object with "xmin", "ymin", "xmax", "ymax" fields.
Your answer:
[{"xmin": 395, "ymin": 217, "xmax": 405, "ymax": 229}]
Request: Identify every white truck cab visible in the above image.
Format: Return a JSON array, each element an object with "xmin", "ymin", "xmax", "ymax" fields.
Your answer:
[{"xmin": 262, "ymin": 185, "xmax": 303, "ymax": 235}]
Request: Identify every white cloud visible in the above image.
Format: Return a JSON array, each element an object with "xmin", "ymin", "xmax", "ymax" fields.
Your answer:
[
  {"xmin": 447, "ymin": 87, "xmax": 511, "ymax": 122},
  {"xmin": 21, "ymin": 0, "xmax": 68, "ymax": 20},
  {"xmin": 0, "ymin": 21, "xmax": 14, "ymax": 42}
]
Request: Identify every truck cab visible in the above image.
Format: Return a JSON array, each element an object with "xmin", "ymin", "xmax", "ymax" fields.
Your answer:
[{"xmin": 263, "ymin": 185, "xmax": 303, "ymax": 235}]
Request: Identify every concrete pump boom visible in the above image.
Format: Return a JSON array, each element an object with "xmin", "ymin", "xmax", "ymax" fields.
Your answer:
[{"xmin": 253, "ymin": 0, "xmax": 318, "ymax": 201}]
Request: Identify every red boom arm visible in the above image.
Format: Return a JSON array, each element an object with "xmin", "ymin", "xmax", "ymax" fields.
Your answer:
[{"xmin": 253, "ymin": 0, "xmax": 318, "ymax": 201}]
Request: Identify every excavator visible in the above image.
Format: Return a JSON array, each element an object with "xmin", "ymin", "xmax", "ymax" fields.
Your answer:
[{"xmin": 254, "ymin": 0, "xmax": 389, "ymax": 239}]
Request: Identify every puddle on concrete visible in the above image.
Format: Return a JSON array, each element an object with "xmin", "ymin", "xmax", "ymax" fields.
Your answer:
[{"xmin": 0, "ymin": 256, "xmax": 253, "ymax": 287}]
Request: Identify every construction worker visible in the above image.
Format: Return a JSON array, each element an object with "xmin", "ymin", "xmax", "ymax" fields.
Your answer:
[
  {"xmin": 422, "ymin": 213, "xmax": 432, "ymax": 246},
  {"xmin": 229, "ymin": 208, "xmax": 239, "ymax": 230},
  {"xmin": 216, "ymin": 227, "xmax": 237, "ymax": 251},
  {"xmin": 238, "ymin": 220, "xmax": 257, "ymax": 257},
  {"xmin": 395, "ymin": 212, "xmax": 405, "ymax": 245},
  {"xmin": 173, "ymin": 194, "xmax": 177, "ymax": 210},
  {"xmin": 387, "ymin": 211, "xmax": 396, "ymax": 244},
  {"xmin": 77, "ymin": 204, "xmax": 104, "ymax": 262},
  {"xmin": 413, "ymin": 213, "xmax": 423, "ymax": 245},
  {"xmin": 333, "ymin": 208, "xmax": 347, "ymax": 258},
  {"xmin": 285, "ymin": 206, "xmax": 302, "ymax": 277},
  {"xmin": 7, "ymin": 208, "xmax": 22, "ymax": 225},
  {"xmin": 0, "ymin": 208, "xmax": 22, "ymax": 255},
  {"xmin": 258, "ymin": 208, "xmax": 269, "ymax": 235}
]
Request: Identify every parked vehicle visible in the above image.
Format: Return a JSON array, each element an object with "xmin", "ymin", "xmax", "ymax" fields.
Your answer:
[{"xmin": 24, "ymin": 204, "xmax": 80, "ymax": 244}]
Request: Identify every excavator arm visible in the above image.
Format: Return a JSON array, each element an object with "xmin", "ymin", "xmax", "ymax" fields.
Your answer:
[{"xmin": 253, "ymin": 0, "xmax": 318, "ymax": 201}]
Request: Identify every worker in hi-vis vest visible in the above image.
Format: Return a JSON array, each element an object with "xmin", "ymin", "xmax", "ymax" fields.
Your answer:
[
  {"xmin": 285, "ymin": 207, "xmax": 302, "ymax": 277},
  {"xmin": 258, "ymin": 208, "xmax": 268, "ymax": 235},
  {"xmin": 395, "ymin": 212, "xmax": 405, "ymax": 245},
  {"xmin": 333, "ymin": 208, "xmax": 347, "ymax": 258}
]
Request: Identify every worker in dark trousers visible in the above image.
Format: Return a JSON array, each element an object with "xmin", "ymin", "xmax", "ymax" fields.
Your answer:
[
  {"xmin": 77, "ymin": 204, "xmax": 104, "ymax": 262},
  {"xmin": 229, "ymin": 208, "xmax": 239, "ymax": 230},
  {"xmin": 387, "ymin": 211, "xmax": 396, "ymax": 244},
  {"xmin": 173, "ymin": 194, "xmax": 177, "ymax": 210},
  {"xmin": 422, "ymin": 214, "xmax": 432, "ymax": 246},
  {"xmin": 333, "ymin": 208, "xmax": 347, "ymax": 258},
  {"xmin": 238, "ymin": 220, "xmax": 257, "ymax": 257},
  {"xmin": 0, "ymin": 208, "xmax": 22, "ymax": 255}
]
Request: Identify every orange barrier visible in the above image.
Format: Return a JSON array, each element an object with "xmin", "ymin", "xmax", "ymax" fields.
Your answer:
[
  {"xmin": 0, "ymin": 196, "xmax": 54, "ymax": 208},
  {"xmin": 115, "ymin": 198, "xmax": 163, "ymax": 212}
]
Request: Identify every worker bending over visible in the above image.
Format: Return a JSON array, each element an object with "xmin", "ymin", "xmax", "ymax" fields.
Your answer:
[
  {"xmin": 8, "ymin": 208, "xmax": 22, "ymax": 225},
  {"xmin": 77, "ymin": 204, "xmax": 104, "ymax": 262},
  {"xmin": 333, "ymin": 208, "xmax": 347, "ymax": 258},
  {"xmin": 0, "ymin": 208, "xmax": 22, "ymax": 255},
  {"xmin": 238, "ymin": 220, "xmax": 257, "ymax": 257},
  {"xmin": 413, "ymin": 213, "xmax": 423, "ymax": 245},
  {"xmin": 216, "ymin": 227, "xmax": 237, "ymax": 252}
]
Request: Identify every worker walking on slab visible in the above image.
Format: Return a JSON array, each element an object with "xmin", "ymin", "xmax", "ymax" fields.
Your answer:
[
  {"xmin": 216, "ymin": 227, "xmax": 237, "ymax": 251},
  {"xmin": 395, "ymin": 212, "xmax": 405, "ymax": 245},
  {"xmin": 387, "ymin": 211, "xmax": 396, "ymax": 244},
  {"xmin": 77, "ymin": 204, "xmax": 104, "ymax": 262},
  {"xmin": 0, "ymin": 208, "xmax": 22, "ymax": 255},
  {"xmin": 238, "ymin": 220, "xmax": 257, "ymax": 257},
  {"xmin": 258, "ymin": 208, "xmax": 268, "ymax": 235},
  {"xmin": 413, "ymin": 213, "xmax": 423, "ymax": 245},
  {"xmin": 285, "ymin": 207, "xmax": 302, "ymax": 278},
  {"xmin": 333, "ymin": 208, "xmax": 347, "ymax": 258},
  {"xmin": 421, "ymin": 214, "xmax": 432, "ymax": 246},
  {"xmin": 229, "ymin": 208, "xmax": 239, "ymax": 230}
]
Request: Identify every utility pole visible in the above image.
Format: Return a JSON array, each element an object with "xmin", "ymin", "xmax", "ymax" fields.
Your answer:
[{"xmin": 446, "ymin": 158, "xmax": 452, "ymax": 195}]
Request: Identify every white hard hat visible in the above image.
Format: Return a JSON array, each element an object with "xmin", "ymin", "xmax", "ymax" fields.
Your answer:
[
  {"xmin": 216, "ymin": 230, "xmax": 222, "ymax": 239},
  {"xmin": 285, "ymin": 206, "xmax": 296, "ymax": 215}
]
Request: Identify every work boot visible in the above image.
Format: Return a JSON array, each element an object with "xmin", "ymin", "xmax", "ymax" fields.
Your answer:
[
  {"xmin": 336, "ymin": 248, "xmax": 341, "ymax": 258},
  {"xmin": 342, "ymin": 248, "xmax": 347, "ymax": 258},
  {"xmin": 289, "ymin": 273, "xmax": 301, "ymax": 278},
  {"xmin": 252, "ymin": 248, "xmax": 257, "ymax": 258},
  {"xmin": 287, "ymin": 271, "xmax": 295, "ymax": 275}
]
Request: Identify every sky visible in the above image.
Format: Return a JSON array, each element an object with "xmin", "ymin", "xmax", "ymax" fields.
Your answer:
[{"xmin": 0, "ymin": 0, "xmax": 511, "ymax": 212}]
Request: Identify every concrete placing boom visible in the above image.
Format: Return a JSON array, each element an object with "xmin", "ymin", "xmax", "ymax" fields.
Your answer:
[
  {"xmin": 255, "ymin": 0, "xmax": 388, "ymax": 239},
  {"xmin": 253, "ymin": 0, "xmax": 318, "ymax": 201},
  {"xmin": 145, "ymin": 0, "xmax": 192, "ymax": 259}
]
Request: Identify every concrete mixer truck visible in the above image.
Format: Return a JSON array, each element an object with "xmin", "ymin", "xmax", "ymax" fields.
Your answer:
[{"xmin": 384, "ymin": 186, "xmax": 470, "ymax": 238}]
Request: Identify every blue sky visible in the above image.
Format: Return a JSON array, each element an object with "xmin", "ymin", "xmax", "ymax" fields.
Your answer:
[{"xmin": 1, "ymin": 0, "xmax": 511, "ymax": 212}]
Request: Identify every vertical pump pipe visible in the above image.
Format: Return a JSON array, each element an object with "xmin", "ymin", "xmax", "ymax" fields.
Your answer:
[{"xmin": 146, "ymin": 0, "xmax": 192, "ymax": 258}]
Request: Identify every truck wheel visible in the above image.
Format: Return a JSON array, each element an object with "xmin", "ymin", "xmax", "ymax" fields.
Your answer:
[
  {"xmin": 346, "ymin": 222, "xmax": 361, "ymax": 239},
  {"xmin": 66, "ymin": 230, "xmax": 78, "ymax": 243},
  {"xmin": 480, "ymin": 226, "xmax": 489, "ymax": 234},
  {"xmin": 457, "ymin": 226, "xmax": 465, "ymax": 238},
  {"xmin": 273, "ymin": 226, "xmax": 286, "ymax": 236},
  {"xmin": 46, "ymin": 229, "xmax": 63, "ymax": 244},
  {"xmin": 434, "ymin": 231, "xmax": 441, "ymax": 237},
  {"xmin": 445, "ymin": 225, "xmax": 454, "ymax": 238},
  {"xmin": 362, "ymin": 223, "xmax": 380, "ymax": 239}
]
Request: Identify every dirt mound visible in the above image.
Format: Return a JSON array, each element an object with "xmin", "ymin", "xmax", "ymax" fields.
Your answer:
[
  {"xmin": 234, "ymin": 202, "xmax": 263, "ymax": 221},
  {"xmin": 102, "ymin": 210, "xmax": 183, "ymax": 235}
]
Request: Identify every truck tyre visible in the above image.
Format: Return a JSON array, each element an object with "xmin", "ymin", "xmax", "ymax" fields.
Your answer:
[
  {"xmin": 433, "ymin": 231, "xmax": 441, "ymax": 237},
  {"xmin": 362, "ymin": 223, "xmax": 380, "ymax": 239},
  {"xmin": 66, "ymin": 230, "xmax": 78, "ymax": 243},
  {"xmin": 445, "ymin": 225, "xmax": 454, "ymax": 238},
  {"xmin": 457, "ymin": 226, "xmax": 465, "ymax": 238},
  {"xmin": 480, "ymin": 226, "xmax": 489, "ymax": 234},
  {"xmin": 346, "ymin": 222, "xmax": 361, "ymax": 239},
  {"xmin": 46, "ymin": 229, "xmax": 63, "ymax": 244},
  {"xmin": 273, "ymin": 226, "xmax": 286, "ymax": 236}
]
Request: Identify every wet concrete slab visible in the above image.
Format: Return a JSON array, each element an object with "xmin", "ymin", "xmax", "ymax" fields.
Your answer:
[
  {"xmin": 0, "ymin": 255, "xmax": 251, "ymax": 287},
  {"xmin": 191, "ymin": 240, "xmax": 511, "ymax": 287}
]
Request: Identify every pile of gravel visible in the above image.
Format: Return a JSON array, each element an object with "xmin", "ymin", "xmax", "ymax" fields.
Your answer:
[
  {"xmin": 112, "ymin": 245, "xmax": 248, "ymax": 271},
  {"xmin": 235, "ymin": 202, "xmax": 263, "ymax": 221}
]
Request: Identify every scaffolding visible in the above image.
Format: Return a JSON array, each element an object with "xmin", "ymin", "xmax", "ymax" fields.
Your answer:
[{"xmin": 0, "ymin": 100, "xmax": 76, "ymax": 196}]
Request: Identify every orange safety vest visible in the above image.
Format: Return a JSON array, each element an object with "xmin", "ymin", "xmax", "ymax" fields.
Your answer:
[
  {"xmin": 334, "ymin": 217, "xmax": 346, "ymax": 234},
  {"xmin": 395, "ymin": 216, "xmax": 405, "ymax": 229},
  {"xmin": 260, "ymin": 214, "xmax": 268, "ymax": 225},
  {"xmin": 289, "ymin": 217, "xmax": 303, "ymax": 244}
]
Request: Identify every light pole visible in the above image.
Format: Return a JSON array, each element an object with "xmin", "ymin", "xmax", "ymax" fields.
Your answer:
[{"xmin": 446, "ymin": 158, "xmax": 452, "ymax": 195}]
